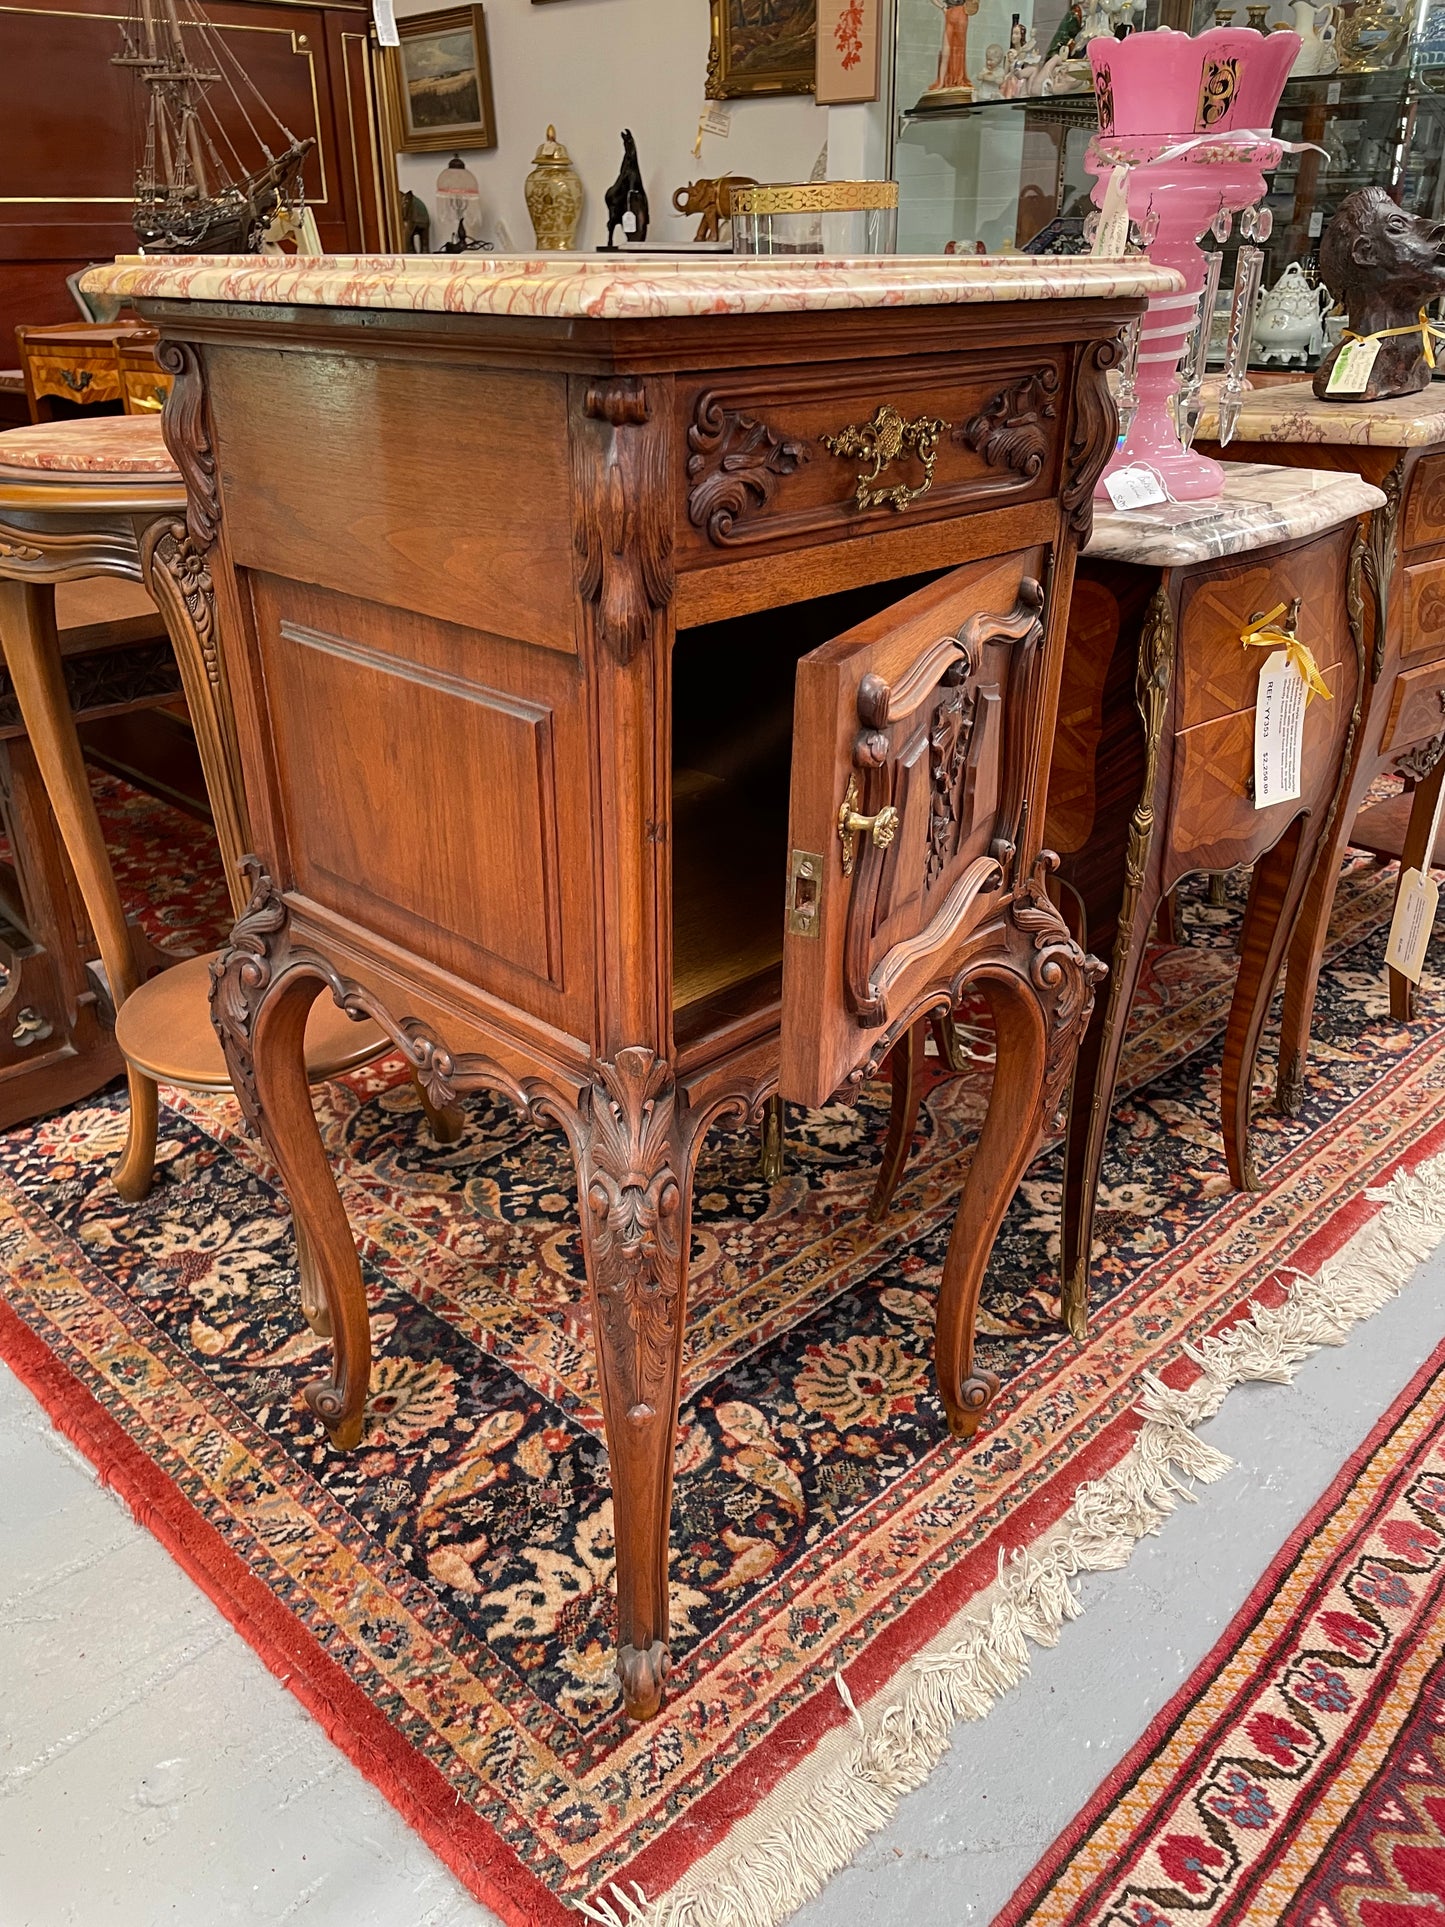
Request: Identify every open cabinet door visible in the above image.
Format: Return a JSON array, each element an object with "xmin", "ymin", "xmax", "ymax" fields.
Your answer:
[{"xmin": 779, "ymin": 545, "xmax": 1048, "ymax": 1108}]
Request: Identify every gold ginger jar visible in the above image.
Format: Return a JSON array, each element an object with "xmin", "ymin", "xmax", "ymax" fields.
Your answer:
[{"xmin": 525, "ymin": 125, "xmax": 584, "ymax": 252}]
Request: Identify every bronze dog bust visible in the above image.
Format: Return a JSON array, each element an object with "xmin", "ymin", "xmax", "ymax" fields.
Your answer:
[{"xmin": 1314, "ymin": 187, "xmax": 1445, "ymax": 403}]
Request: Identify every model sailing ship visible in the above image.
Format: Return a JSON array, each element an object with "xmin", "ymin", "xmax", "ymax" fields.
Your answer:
[{"xmin": 114, "ymin": 0, "xmax": 314, "ymax": 253}]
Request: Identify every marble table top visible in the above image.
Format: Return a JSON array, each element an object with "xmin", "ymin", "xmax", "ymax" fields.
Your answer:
[
  {"xmin": 1085, "ymin": 462, "xmax": 1385, "ymax": 568},
  {"xmin": 1194, "ymin": 380, "xmax": 1445, "ymax": 450},
  {"xmin": 80, "ymin": 251, "xmax": 1180, "ymax": 322},
  {"xmin": 0, "ymin": 415, "xmax": 177, "ymax": 480}
]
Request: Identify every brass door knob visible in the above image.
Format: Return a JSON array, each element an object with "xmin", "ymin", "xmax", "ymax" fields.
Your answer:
[{"xmin": 837, "ymin": 775, "xmax": 899, "ymax": 876}]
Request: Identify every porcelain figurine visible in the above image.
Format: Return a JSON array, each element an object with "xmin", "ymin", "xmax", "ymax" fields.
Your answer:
[
  {"xmin": 1000, "ymin": 15, "xmax": 1040, "ymax": 96},
  {"xmin": 1288, "ymin": 1, "xmax": 1338, "ymax": 73},
  {"xmin": 1254, "ymin": 261, "xmax": 1331, "ymax": 363},
  {"xmin": 922, "ymin": 0, "xmax": 982, "ymax": 101},
  {"xmin": 973, "ymin": 41, "xmax": 1006, "ymax": 95},
  {"xmin": 1076, "ymin": 0, "xmax": 1114, "ymax": 44},
  {"xmin": 1314, "ymin": 186, "xmax": 1445, "ymax": 400},
  {"xmin": 524, "ymin": 125, "xmax": 584, "ymax": 251}
]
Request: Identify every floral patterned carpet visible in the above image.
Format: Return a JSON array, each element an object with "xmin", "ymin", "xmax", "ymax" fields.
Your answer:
[
  {"xmin": 995, "ymin": 1311, "xmax": 1445, "ymax": 1926},
  {"xmin": 1, "ymin": 774, "xmax": 1443, "ymax": 1924}
]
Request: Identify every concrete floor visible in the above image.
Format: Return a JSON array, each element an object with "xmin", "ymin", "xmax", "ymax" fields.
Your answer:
[{"xmin": 4, "ymin": 1240, "xmax": 1445, "ymax": 1927}]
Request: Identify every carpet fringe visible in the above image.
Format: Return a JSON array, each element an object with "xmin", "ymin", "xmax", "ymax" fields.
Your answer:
[{"xmin": 583, "ymin": 1146, "xmax": 1445, "ymax": 1927}]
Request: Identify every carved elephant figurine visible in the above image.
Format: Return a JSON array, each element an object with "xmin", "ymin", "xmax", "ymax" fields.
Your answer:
[{"xmin": 671, "ymin": 175, "xmax": 758, "ymax": 243}]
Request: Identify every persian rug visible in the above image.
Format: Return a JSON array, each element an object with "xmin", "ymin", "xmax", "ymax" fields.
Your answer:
[
  {"xmin": 995, "ymin": 1320, "xmax": 1445, "ymax": 1927},
  {"xmin": 4, "ymin": 771, "xmax": 1445, "ymax": 1927}
]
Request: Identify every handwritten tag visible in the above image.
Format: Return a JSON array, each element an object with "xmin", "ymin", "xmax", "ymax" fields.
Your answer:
[
  {"xmin": 1092, "ymin": 164, "xmax": 1130, "ymax": 259},
  {"xmin": 1253, "ymin": 649, "xmax": 1306, "ymax": 808},
  {"xmin": 1103, "ymin": 464, "xmax": 1168, "ymax": 511},
  {"xmin": 1385, "ymin": 866, "xmax": 1440, "ymax": 982},
  {"xmin": 1327, "ymin": 335, "xmax": 1380, "ymax": 395},
  {"xmin": 373, "ymin": 0, "xmax": 399, "ymax": 44}
]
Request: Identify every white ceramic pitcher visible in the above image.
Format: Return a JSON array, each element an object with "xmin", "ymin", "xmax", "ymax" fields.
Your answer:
[{"xmin": 1289, "ymin": 1, "xmax": 1339, "ymax": 74}]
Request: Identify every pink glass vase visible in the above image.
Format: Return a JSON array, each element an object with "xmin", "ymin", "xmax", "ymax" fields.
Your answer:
[{"xmin": 1088, "ymin": 27, "xmax": 1298, "ymax": 501}]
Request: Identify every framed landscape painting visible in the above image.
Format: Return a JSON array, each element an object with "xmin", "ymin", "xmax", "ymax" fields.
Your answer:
[
  {"xmin": 387, "ymin": 5, "xmax": 496, "ymax": 154},
  {"xmin": 707, "ymin": 0, "xmax": 816, "ymax": 98}
]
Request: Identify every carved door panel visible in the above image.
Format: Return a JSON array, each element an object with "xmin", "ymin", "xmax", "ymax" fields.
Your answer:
[{"xmin": 779, "ymin": 545, "xmax": 1047, "ymax": 1107}]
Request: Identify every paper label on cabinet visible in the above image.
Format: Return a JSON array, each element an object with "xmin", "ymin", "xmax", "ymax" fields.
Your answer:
[
  {"xmin": 373, "ymin": 0, "xmax": 399, "ymax": 43},
  {"xmin": 1385, "ymin": 867, "xmax": 1440, "ymax": 982},
  {"xmin": 1326, "ymin": 79, "xmax": 1342, "ymax": 101},
  {"xmin": 1327, "ymin": 335, "xmax": 1380, "ymax": 394},
  {"xmin": 1253, "ymin": 649, "xmax": 1305, "ymax": 808},
  {"xmin": 1103, "ymin": 464, "xmax": 1168, "ymax": 511}
]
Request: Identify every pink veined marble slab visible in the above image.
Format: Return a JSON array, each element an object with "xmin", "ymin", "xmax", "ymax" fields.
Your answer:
[
  {"xmin": 0, "ymin": 416, "xmax": 177, "ymax": 479},
  {"xmin": 1085, "ymin": 461, "xmax": 1384, "ymax": 568},
  {"xmin": 80, "ymin": 251, "xmax": 1180, "ymax": 321},
  {"xmin": 1194, "ymin": 379, "xmax": 1445, "ymax": 449}
]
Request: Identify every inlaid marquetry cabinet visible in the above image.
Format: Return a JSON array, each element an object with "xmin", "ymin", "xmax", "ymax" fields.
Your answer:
[{"xmin": 89, "ymin": 254, "xmax": 1172, "ymax": 1718}]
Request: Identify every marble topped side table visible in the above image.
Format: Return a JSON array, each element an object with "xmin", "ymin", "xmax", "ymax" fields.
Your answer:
[
  {"xmin": 1196, "ymin": 383, "xmax": 1445, "ymax": 1071},
  {"xmin": 873, "ymin": 463, "xmax": 1381, "ymax": 1334}
]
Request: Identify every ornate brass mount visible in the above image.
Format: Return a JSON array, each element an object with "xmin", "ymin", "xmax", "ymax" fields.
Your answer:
[
  {"xmin": 821, "ymin": 404, "xmax": 948, "ymax": 514},
  {"xmin": 837, "ymin": 773, "xmax": 899, "ymax": 876}
]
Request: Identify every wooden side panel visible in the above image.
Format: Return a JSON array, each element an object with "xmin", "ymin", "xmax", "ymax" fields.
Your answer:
[
  {"xmin": 1380, "ymin": 655, "xmax": 1445, "ymax": 755},
  {"xmin": 248, "ymin": 573, "xmax": 593, "ymax": 1031},
  {"xmin": 208, "ymin": 347, "xmax": 577, "ymax": 654},
  {"xmin": 779, "ymin": 545, "xmax": 1042, "ymax": 1108}
]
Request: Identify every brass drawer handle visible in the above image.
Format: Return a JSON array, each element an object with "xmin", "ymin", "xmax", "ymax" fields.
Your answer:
[
  {"xmin": 59, "ymin": 368, "xmax": 93, "ymax": 393},
  {"xmin": 822, "ymin": 403, "xmax": 947, "ymax": 514},
  {"xmin": 838, "ymin": 773, "xmax": 899, "ymax": 876}
]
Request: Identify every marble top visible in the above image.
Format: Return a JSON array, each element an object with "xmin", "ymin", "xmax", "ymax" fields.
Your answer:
[
  {"xmin": 80, "ymin": 251, "xmax": 1180, "ymax": 322},
  {"xmin": 1194, "ymin": 380, "xmax": 1445, "ymax": 450},
  {"xmin": 1085, "ymin": 463, "xmax": 1385, "ymax": 568},
  {"xmin": 0, "ymin": 416, "xmax": 177, "ymax": 479}
]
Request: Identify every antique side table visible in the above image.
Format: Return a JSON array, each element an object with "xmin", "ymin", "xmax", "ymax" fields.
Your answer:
[
  {"xmin": 871, "ymin": 465, "xmax": 1381, "ymax": 1330},
  {"xmin": 86, "ymin": 251, "xmax": 1177, "ymax": 1719},
  {"xmin": 1197, "ymin": 385, "xmax": 1445, "ymax": 1097},
  {"xmin": 16, "ymin": 322, "xmax": 159, "ymax": 423}
]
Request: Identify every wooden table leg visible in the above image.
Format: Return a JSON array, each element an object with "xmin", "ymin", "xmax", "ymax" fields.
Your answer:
[
  {"xmin": 867, "ymin": 1018, "xmax": 927, "ymax": 1223},
  {"xmin": 0, "ymin": 577, "xmax": 159, "ymax": 1194},
  {"xmin": 1222, "ymin": 816, "xmax": 1311, "ymax": 1192},
  {"xmin": 568, "ymin": 1047, "xmax": 698, "ymax": 1723},
  {"xmin": 1387, "ymin": 756, "xmax": 1445, "ymax": 1023},
  {"xmin": 1277, "ymin": 774, "xmax": 1360, "ymax": 1115}
]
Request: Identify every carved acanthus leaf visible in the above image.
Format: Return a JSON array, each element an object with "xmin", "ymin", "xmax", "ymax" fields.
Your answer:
[
  {"xmin": 573, "ymin": 378, "xmax": 674, "ymax": 665},
  {"xmin": 1061, "ymin": 335, "xmax": 1123, "ymax": 542},
  {"xmin": 686, "ymin": 393, "xmax": 809, "ymax": 543},
  {"xmin": 157, "ymin": 339, "xmax": 219, "ymax": 553},
  {"xmin": 958, "ymin": 367, "xmax": 1060, "ymax": 481},
  {"xmin": 1011, "ymin": 852, "xmax": 1107, "ymax": 1121}
]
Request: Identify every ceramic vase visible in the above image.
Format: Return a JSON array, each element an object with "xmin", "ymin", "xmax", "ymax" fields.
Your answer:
[{"xmin": 524, "ymin": 125, "xmax": 584, "ymax": 251}]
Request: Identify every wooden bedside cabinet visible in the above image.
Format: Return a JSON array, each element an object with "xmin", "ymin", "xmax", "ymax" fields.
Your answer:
[
  {"xmin": 83, "ymin": 251, "xmax": 1177, "ymax": 1719},
  {"xmin": 16, "ymin": 322, "xmax": 156, "ymax": 422}
]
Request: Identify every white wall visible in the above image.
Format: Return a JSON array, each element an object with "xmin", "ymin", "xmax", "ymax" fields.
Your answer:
[{"xmin": 392, "ymin": 0, "xmax": 841, "ymax": 252}]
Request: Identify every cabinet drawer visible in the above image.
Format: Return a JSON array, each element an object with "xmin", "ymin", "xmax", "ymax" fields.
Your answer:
[
  {"xmin": 1404, "ymin": 453, "xmax": 1445, "ymax": 555},
  {"xmin": 27, "ymin": 351, "xmax": 121, "ymax": 406},
  {"xmin": 122, "ymin": 368, "xmax": 171, "ymax": 414},
  {"xmin": 1380, "ymin": 657, "xmax": 1445, "ymax": 758},
  {"xmin": 1174, "ymin": 537, "xmax": 1346, "ymax": 734},
  {"xmin": 676, "ymin": 351, "xmax": 1067, "ymax": 568},
  {"xmin": 1168, "ymin": 659, "xmax": 1346, "ymax": 873},
  {"xmin": 1401, "ymin": 556, "xmax": 1445, "ymax": 660}
]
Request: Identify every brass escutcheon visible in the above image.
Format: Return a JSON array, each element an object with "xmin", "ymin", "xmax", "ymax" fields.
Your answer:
[
  {"xmin": 837, "ymin": 773, "xmax": 900, "ymax": 877},
  {"xmin": 821, "ymin": 403, "xmax": 949, "ymax": 514}
]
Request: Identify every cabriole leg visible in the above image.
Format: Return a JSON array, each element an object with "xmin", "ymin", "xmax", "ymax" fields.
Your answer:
[{"xmin": 1222, "ymin": 817, "xmax": 1311, "ymax": 1193}]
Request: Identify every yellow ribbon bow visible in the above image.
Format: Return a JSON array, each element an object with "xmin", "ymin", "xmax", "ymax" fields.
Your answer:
[
  {"xmin": 1341, "ymin": 308, "xmax": 1445, "ymax": 370},
  {"xmin": 1240, "ymin": 602, "xmax": 1332, "ymax": 705}
]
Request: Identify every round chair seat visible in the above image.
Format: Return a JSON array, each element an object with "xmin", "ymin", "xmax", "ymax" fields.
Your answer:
[
  {"xmin": 115, "ymin": 952, "xmax": 385, "ymax": 1091},
  {"xmin": 0, "ymin": 416, "xmax": 179, "ymax": 485}
]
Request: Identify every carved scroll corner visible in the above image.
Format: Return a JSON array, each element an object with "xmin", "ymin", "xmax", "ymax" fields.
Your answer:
[
  {"xmin": 1061, "ymin": 334, "xmax": 1124, "ymax": 541},
  {"xmin": 155, "ymin": 338, "xmax": 220, "ymax": 554},
  {"xmin": 685, "ymin": 391, "xmax": 809, "ymax": 544}
]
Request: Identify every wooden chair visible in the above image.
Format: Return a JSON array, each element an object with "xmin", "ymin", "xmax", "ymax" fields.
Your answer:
[{"xmin": 0, "ymin": 416, "xmax": 454, "ymax": 1241}]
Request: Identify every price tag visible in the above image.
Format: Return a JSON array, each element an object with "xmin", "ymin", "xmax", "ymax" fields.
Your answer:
[
  {"xmin": 1326, "ymin": 79, "xmax": 1342, "ymax": 102},
  {"xmin": 1385, "ymin": 867, "xmax": 1440, "ymax": 982},
  {"xmin": 1327, "ymin": 335, "xmax": 1380, "ymax": 394},
  {"xmin": 1103, "ymin": 464, "xmax": 1168, "ymax": 511},
  {"xmin": 1308, "ymin": 210, "xmax": 1324, "ymax": 237},
  {"xmin": 1253, "ymin": 649, "xmax": 1306, "ymax": 809},
  {"xmin": 700, "ymin": 101, "xmax": 732, "ymax": 137},
  {"xmin": 1092, "ymin": 163, "xmax": 1130, "ymax": 259},
  {"xmin": 373, "ymin": 0, "xmax": 399, "ymax": 44}
]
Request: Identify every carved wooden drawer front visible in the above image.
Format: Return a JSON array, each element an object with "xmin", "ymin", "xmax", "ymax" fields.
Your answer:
[
  {"xmin": 1174, "ymin": 545, "xmax": 1343, "ymax": 734},
  {"xmin": 677, "ymin": 353, "xmax": 1070, "ymax": 568},
  {"xmin": 1400, "ymin": 556, "xmax": 1445, "ymax": 661},
  {"xmin": 27, "ymin": 351, "xmax": 122, "ymax": 406},
  {"xmin": 1168, "ymin": 659, "xmax": 1346, "ymax": 871},
  {"xmin": 1404, "ymin": 453, "xmax": 1445, "ymax": 555},
  {"xmin": 1379, "ymin": 657, "xmax": 1445, "ymax": 768}
]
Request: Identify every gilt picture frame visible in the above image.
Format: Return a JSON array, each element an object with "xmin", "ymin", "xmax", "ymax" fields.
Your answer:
[
  {"xmin": 706, "ymin": 0, "xmax": 817, "ymax": 99},
  {"xmin": 383, "ymin": 5, "xmax": 496, "ymax": 155}
]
